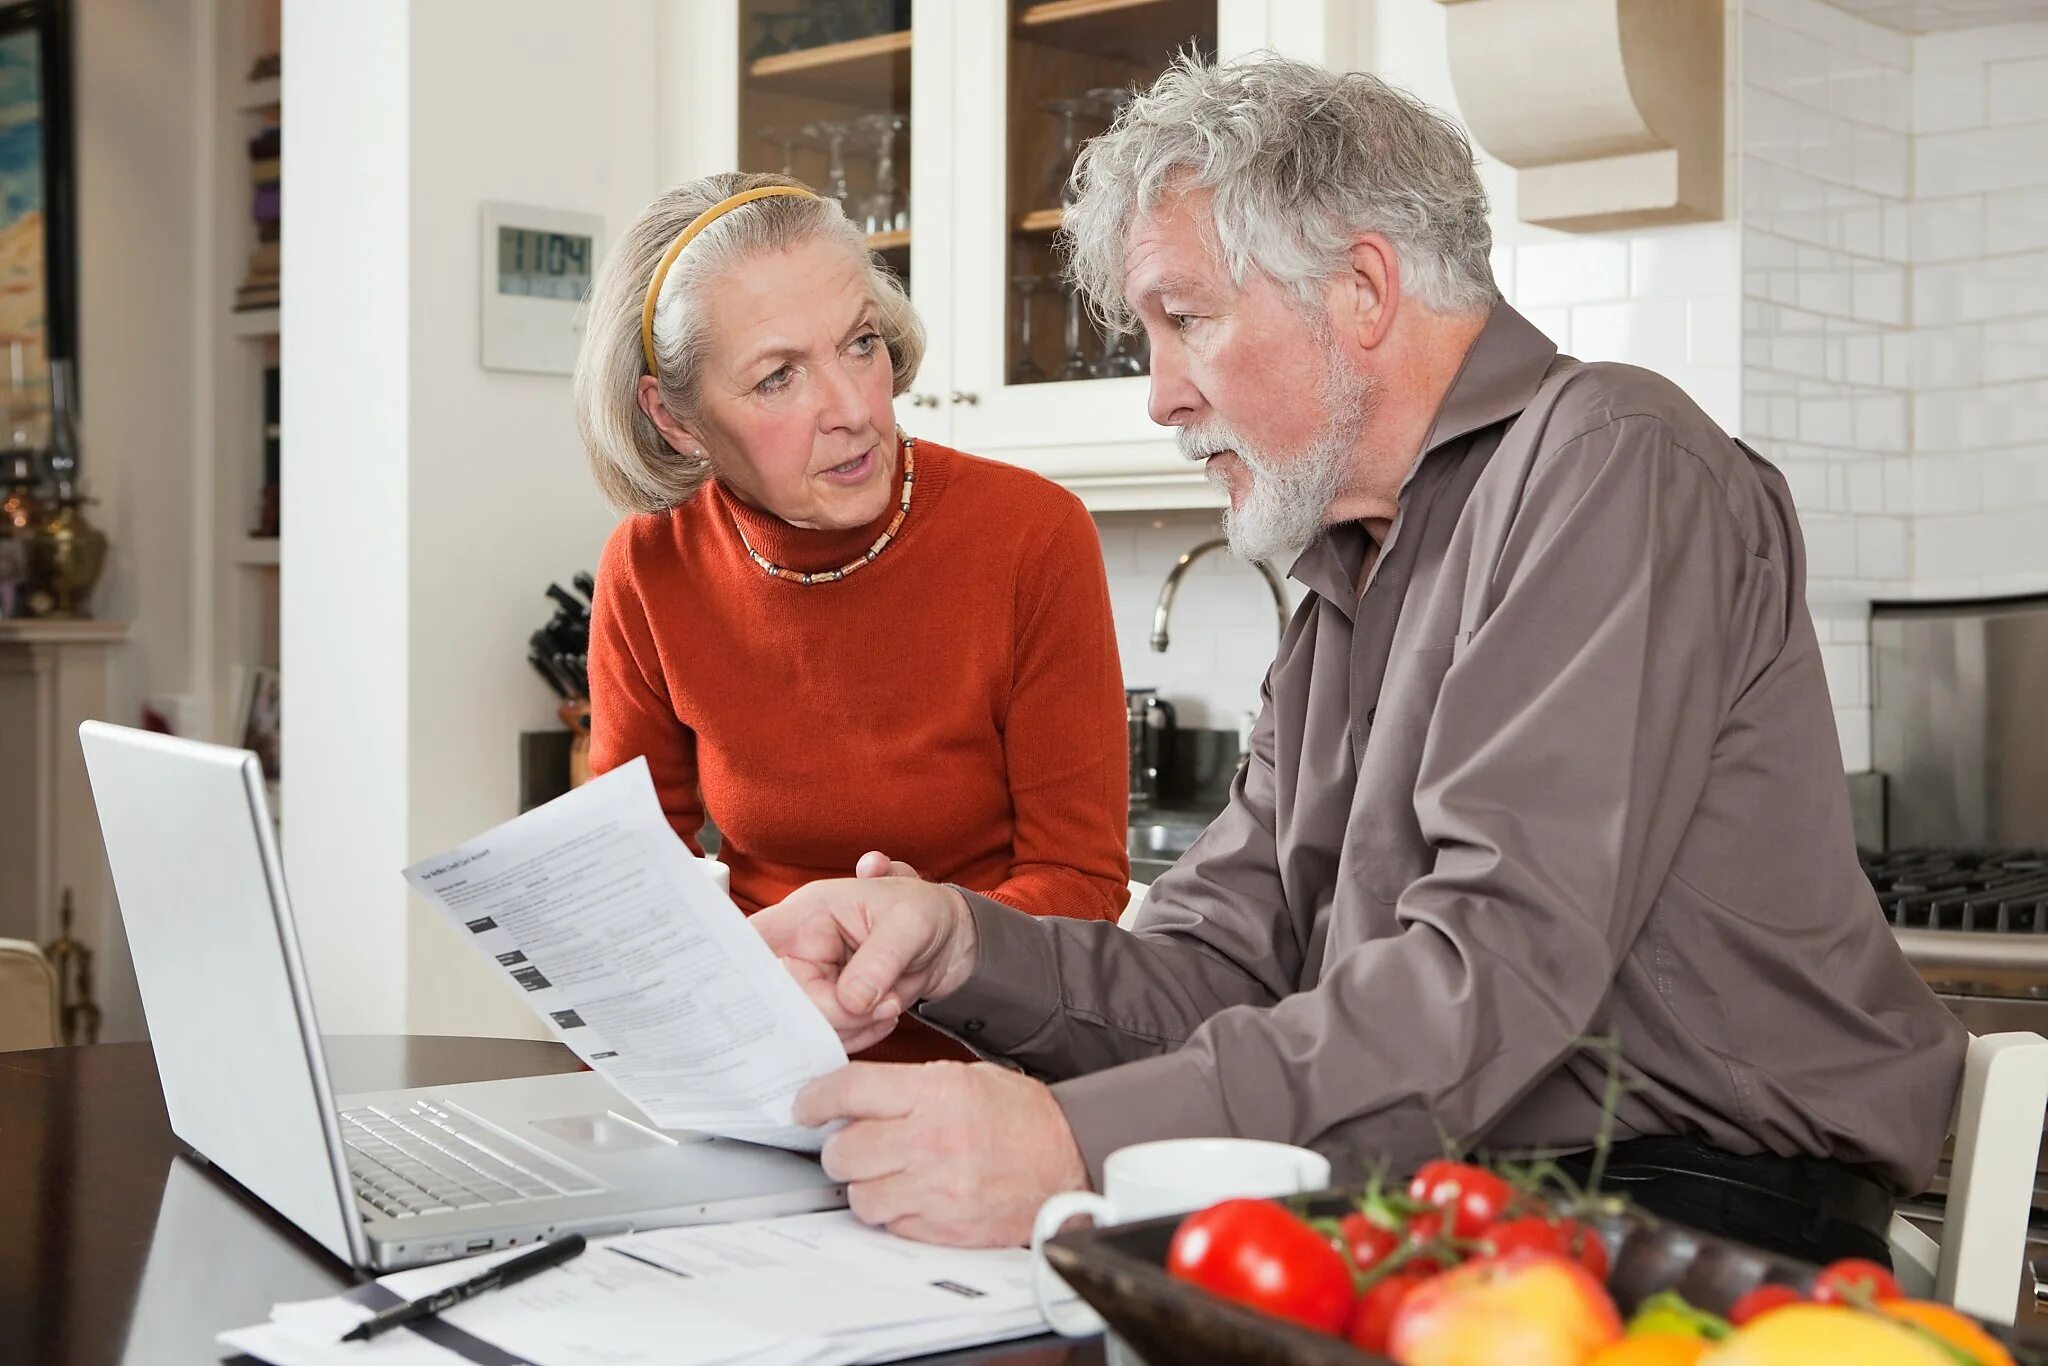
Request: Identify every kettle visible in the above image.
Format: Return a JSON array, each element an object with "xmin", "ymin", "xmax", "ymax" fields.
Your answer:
[{"xmin": 1125, "ymin": 688, "xmax": 1177, "ymax": 813}]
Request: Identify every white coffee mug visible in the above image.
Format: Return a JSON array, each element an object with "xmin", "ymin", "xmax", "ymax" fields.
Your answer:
[
  {"xmin": 1030, "ymin": 1138, "xmax": 1331, "ymax": 1338},
  {"xmin": 697, "ymin": 856, "xmax": 731, "ymax": 897}
]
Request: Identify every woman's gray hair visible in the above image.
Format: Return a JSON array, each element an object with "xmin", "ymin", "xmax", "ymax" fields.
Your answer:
[
  {"xmin": 574, "ymin": 171, "xmax": 925, "ymax": 514},
  {"xmin": 1063, "ymin": 55, "xmax": 1497, "ymax": 333}
]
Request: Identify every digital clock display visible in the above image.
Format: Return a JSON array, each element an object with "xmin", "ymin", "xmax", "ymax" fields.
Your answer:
[{"xmin": 497, "ymin": 227, "xmax": 593, "ymax": 300}]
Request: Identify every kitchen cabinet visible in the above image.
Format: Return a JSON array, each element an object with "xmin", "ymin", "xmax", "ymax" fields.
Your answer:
[{"xmin": 669, "ymin": 0, "xmax": 1362, "ymax": 510}]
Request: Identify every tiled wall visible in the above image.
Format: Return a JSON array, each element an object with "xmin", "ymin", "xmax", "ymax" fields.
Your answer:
[
  {"xmin": 1742, "ymin": 0, "xmax": 2048, "ymax": 767},
  {"xmin": 1906, "ymin": 21, "xmax": 2048, "ymax": 595},
  {"xmin": 1096, "ymin": 509, "xmax": 1308, "ymax": 731}
]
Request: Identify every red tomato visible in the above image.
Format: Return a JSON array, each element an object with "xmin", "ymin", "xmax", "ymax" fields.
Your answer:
[
  {"xmin": 1728, "ymin": 1283, "xmax": 1806, "ymax": 1324},
  {"xmin": 1811, "ymin": 1258, "xmax": 1903, "ymax": 1306},
  {"xmin": 1479, "ymin": 1215, "xmax": 1608, "ymax": 1282},
  {"xmin": 1559, "ymin": 1218, "xmax": 1609, "ymax": 1283},
  {"xmin": 1407, "ymin": 1160, "xmax": 1516, "ymax": 1238},
  {"xmin": 1336, "ymin": 1212, "xmax": 1402, "ymax": 1276},
  {"xmin": 1167, "ymin": 1199, "xmax": 1357, "ymax": 1335},
  {"xmin": 1346, "ymin": 1271, "xmax": 1431, "ymax": 1354},
  {"xmin": 1479, "ymin": 1215, "xmax": 1567, "ymax": 1259},
  {"xmin": 1403, "ymin": 1208, "xmax": 1447, "ymax": 1274}
]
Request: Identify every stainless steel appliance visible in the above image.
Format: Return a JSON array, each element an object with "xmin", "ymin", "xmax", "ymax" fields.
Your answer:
[
  {"xmin": 1125, "ymin": 688, "xmax": 1176, "ymax": 814},
  {"xmin": 1870, "ymin": 595, "xmax": 2048, "ymax": 1324}
]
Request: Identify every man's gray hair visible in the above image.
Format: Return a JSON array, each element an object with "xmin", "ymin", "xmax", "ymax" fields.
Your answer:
[{"xmin": 1063, "ymin": 55, "xmax": 1497, "ymax": 332}]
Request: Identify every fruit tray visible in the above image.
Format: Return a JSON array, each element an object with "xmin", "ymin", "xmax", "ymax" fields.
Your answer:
[{"xmin": 1041, "ymin": 1189, "xmax": 2048, "ymax": 1366}]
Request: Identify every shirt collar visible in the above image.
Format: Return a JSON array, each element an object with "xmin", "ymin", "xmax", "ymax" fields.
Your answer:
[{"xmin": 1287, "ymin": 301, "xmax": 1558, "ymax": 607}]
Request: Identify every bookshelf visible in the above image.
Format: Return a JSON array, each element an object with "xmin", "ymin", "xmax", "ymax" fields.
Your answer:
[{"xmin": 198, "ymin": 0, "xmax": 281, "ymax": 806}]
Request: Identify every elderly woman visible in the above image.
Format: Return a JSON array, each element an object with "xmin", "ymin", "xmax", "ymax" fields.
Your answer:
[{"xmin": 572, "ymin": 172, "xmax": 1130, "ymax": 1062}]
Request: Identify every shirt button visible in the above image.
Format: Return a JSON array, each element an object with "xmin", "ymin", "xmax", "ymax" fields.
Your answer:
[{"xmin": 963, "ymin": 1019, "xmax": 985, "ymax": 1036}]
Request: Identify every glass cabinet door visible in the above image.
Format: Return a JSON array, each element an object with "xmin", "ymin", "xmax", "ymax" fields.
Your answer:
[
  {"xmin": 736, "ymin": 3, "xmax": 917, "ymax": 287},
  {"xmin": 945, "ymin": 0, "xmax": 1216, "ymax": 472}
]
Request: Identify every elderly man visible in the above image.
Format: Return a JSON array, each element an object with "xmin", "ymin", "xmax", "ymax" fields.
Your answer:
[{"xmin": 753, "ymin": 56, "xmax": 1964, "ymax": 1260}]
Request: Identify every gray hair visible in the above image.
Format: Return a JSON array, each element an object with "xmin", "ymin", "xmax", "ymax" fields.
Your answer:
[
  {"xmin": 574, "ymin": 172, "xmax": 925, "ymax": 515},
  {"xmin": 1063, "ymin": 55, "xmax": 1497, "ymax": 334}
]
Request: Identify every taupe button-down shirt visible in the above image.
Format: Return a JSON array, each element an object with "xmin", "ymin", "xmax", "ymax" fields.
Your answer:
[{"xmin": 925, "ymin": 303, "xmax": 1964, "ymax": 1193}]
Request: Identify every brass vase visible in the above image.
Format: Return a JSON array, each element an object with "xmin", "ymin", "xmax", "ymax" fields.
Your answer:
[{"xmin": 29, "ymin": 496, "xmax": 108, "ymax": 618}]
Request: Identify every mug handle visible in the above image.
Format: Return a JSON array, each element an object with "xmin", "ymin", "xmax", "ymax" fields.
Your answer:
[{"xmin": 1030, "ymin": 1191, "xmax": 1115, "ymax": 1338}]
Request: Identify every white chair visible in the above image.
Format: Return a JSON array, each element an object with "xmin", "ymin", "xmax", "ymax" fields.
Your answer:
[
  {"xmin": 1887, "ymin": 1031, "xmax": 2048, "ymax": 1324},
  {"xmin": 1120, "ymin": 879, "xmax": 1148, "ymax": 929}
]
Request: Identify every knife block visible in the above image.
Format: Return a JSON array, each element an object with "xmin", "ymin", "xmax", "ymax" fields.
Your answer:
[{"xmin": 558, "ymin": 700, "xmax": 592, "ymax": 788}]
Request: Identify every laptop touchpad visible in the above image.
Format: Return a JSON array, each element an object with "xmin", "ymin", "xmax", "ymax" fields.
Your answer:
[{"xmin": 530, "ymin": 1110, "xmax": 705, "ymax": 1152}]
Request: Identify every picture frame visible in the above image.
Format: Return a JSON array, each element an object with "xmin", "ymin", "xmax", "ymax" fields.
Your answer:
[{"xmin": 0, "ymin": 0, "xmax": 77, "ymax": 403}]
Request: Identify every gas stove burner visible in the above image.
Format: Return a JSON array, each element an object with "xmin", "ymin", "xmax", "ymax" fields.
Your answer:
[{"xmin": 1861, "ymin": 848, "xmax": 2048, "ymax": 934}]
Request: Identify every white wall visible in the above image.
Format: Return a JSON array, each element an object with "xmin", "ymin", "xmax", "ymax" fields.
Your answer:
[
  {"xmin": 72, "ymin": 0, "xmax": 205, "ymax": 1040},
  {"xmin": 400, "ymin": 0, "xmax": 656, "ymax": 1038},
  {"xmin": 1105, "ymin": 0, "xmax": 1747, "ymax": 729},
  {"xmin": 285, "ymin": 0, "xmax": 655, "ymax": 1037}
]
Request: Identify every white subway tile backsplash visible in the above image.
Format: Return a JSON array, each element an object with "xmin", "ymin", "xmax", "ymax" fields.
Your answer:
[
  {"xmin": 1981, "ymin": 446, "xmax": 2048, "ymax": 506},
  {"xmin": 1801, "ymin": 394, "xmax": 1858, "ymax": 447},
  {"xmin": 1630, "ymin": 230, "xmax": 1741, "ymax": 299},
  {"xmin": 1851, "ymin": 264, "xmax": 1908, "ymax": 325},
  {"xmin": 1855, "ymin": 514, "xmax": 1910, "ymax": 579},
  {"xmin": 1515, "ymin": 240, "xmax": 1630, "ymax": 308},
  {"xmin": 1910, "ymin": 451, "xmax": 1984, "ymax": 514},
  {"xmin": 1914, "ymin": 250, "xmax": 2048, "ymax": 325},
  {"xmin": 1909, "ymin": 196, "xmax": 1987, "ymax": 262},
  {"xmin": 1836, "ymin": 706, "xmax": 1872, "ymax": 772},
  {"xmin": 1847, "ymin": 460, "xmax": 1887, "ymax": 513},
  {"xmin": 1688, "ymin": 298, "xmax": 1744, "ymax": 367},
  {"xmin": 1988, "ymin": 56, "xmax": 2048, "ymax": 125},
  {"xmin": 1916, "ymin": 21, "xmax": 2048, "ymax": 70},
  {"xmin": 1911, "ymin": 324, "xmax": 1985, "ymax": 388},
  {"xmin": 1571, "ymin": 300, "xmax": 1690, "ymax": 368},
  {"xmin": 1911, "ymin": 63, "xmax": 1988, "ymax": 135},
  {"xmin": 1820, "ymin": 642, "xmax": 1871, "ymax": 708},
  {"xmin": 1802, "ymin": 513, "xmax": 1860, "ymax": 577},
  {"xmin": 1854, "ymin": 391, "xmax": 1909, "ymax": 451},
  {"xmin": 1984, "ymin": 186, "xmax": 2048, "ymax": 253},
  {"xmin": 1982, "ymin": 314, "xmax": 2048, "ymax": 383},
  {"xmin": 1916, "ymin": 122, "xmax": 2048, "ymax": 197}
]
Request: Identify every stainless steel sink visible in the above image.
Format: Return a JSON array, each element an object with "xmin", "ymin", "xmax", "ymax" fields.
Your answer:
[{"xmin": 1129, "ymin": 821, "xmax": 1207, "ymax": 859}]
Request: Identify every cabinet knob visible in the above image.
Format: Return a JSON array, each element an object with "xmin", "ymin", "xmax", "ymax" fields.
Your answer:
[
  {"xmin": 950, "ymin": 391, "xmax": 980, "ymax": 406},
  {"xmin": 910, "ymin": 393, "xmax": 939, "ymax": 409}
]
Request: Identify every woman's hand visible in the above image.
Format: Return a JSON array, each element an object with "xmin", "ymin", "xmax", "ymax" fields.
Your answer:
[
  {"xmin": 855, "ymin": 851, "xmax": 921, "ymax": 880},
  {"xmin": 754, "ymin": 877, "xmax": 980, "ymax": 1053}
]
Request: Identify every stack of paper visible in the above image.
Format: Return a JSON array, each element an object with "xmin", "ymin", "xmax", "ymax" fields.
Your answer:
[
  {"xmin": 401, "ymin": 759, "xmax": 848, "ymax": 1152},
  {"xmin": 219, "ymin": 1211, "xmax": 1048, "ymax": 1366}
]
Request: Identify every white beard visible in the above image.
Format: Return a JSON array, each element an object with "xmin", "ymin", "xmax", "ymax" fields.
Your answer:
[{"xmin": 1178, "ymin": 348, "xmax": 1378, "ymax": 565}]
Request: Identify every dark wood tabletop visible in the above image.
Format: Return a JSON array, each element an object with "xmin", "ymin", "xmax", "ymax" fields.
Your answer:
[{"xmin": 0, "ymin": 1037, "xmax": 1104, "ymax": 1366}]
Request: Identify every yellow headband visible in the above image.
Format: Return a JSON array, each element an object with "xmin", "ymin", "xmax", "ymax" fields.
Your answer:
[{"xmin": 639, "ymin": 186, "xmax": 820, "ymax": 376}]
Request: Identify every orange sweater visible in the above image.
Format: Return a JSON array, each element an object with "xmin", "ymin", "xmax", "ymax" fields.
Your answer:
[{"xmin": 588, "ymin": 439, "xmax": 1130, "ymax": 1061}]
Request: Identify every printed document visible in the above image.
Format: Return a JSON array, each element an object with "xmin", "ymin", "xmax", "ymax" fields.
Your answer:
[{"xmin": 402, "ymin": 759, "xmax": 847, "ymax": 1150}]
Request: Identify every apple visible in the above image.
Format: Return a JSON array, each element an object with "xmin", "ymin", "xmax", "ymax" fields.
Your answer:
[{"xmin": 1387, "ymin": 1251, "xmax": 1624, "ymax": 1366}]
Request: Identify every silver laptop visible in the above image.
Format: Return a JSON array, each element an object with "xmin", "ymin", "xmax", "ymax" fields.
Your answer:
[{"xmin": 79, "ymin": 721, "xmax": 845, "ymax": 1271}]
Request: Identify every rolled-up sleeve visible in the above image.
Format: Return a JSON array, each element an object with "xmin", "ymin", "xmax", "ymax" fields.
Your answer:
[{"xmin": 941, "ymin": 415, "xmax": 1772, "ymax": 1182}]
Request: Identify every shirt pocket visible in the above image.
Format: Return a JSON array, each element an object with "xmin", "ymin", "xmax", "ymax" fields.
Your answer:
[{"xmin": 1358, "ymin": 642, "xmax": 1459, "ymax": 904}]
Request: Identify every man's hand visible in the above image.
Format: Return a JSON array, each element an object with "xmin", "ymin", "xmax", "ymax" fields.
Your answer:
[
  {"xmin": 754, "ymin": 877, "xmax": 980, "ymax": 1053},
  {"xmin": 796, "ymin": 1061, "xmax": 1088, "ymax": 1247}
]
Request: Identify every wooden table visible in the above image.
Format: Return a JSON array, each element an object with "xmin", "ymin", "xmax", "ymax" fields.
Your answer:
[{"xmin": 0, "ymin": 1037, "xmax": 1103, "ymax": 1366}]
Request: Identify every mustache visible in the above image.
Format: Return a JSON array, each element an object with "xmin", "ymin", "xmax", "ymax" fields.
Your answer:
[{"xmin": 1176, "ymin": 427, "xmax": 1240, "ymax": 463}]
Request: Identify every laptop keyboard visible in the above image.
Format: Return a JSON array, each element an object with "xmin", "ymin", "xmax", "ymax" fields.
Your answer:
[{"xmin": 341, "ymin": 1097, "xmax": 604, "ymax": 1220}]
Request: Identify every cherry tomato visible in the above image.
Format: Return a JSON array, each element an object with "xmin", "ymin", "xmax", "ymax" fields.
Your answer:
[
  {"xmin": 1336, "ymin": 1212, "xmax": 1402, "ymax": 1276},
  {"xmin": 1479, "ymin": 1214, "xmax": 1607, "ymax": 1281},
  {"xmin": 1168, "ymin": 1199, "xmax": 1357, "ymax": 1335},
  {"xmin": 1479, "ymin": 1215, "xmax": 1567, "ymax": 1259},
  {"xmin": 1407, "ymin": 1160, "xmax": 1516, "ymax": 1238},
  {"xmin": 1811, "ymin": 1258, "xmax": 1903, "ymax": 1306},
  {"xmin": 1559, "ymin": 1218, "xmax": 1609, "ymax": 1283},
  {"xmin": 1402, "ymin": 1208, "xmax": 1448, "ymax": 1274},
  {"xmin": 1346, "ymin": 1271, "xmax": 1431, "ymax": 1354},
  {"xmin": 1728, "ymin": 1282, "xmax": 1806, "ymax": 1324}
]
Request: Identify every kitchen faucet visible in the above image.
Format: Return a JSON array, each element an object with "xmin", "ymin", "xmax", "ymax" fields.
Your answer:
[{"xmin": 1150, "ymin": 537, "xmax": 1290, "ymax": 653}]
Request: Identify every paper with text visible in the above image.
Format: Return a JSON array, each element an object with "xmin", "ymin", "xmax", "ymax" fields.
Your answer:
[{"xmin": 402, "ymin": 759, "xmax": 847, "ymax": 1150}]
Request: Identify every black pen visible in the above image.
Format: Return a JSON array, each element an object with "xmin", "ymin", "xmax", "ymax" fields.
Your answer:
[{"xmin": 340, "ymin": 1233, "xmax": 587, "ymax": 1342}]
